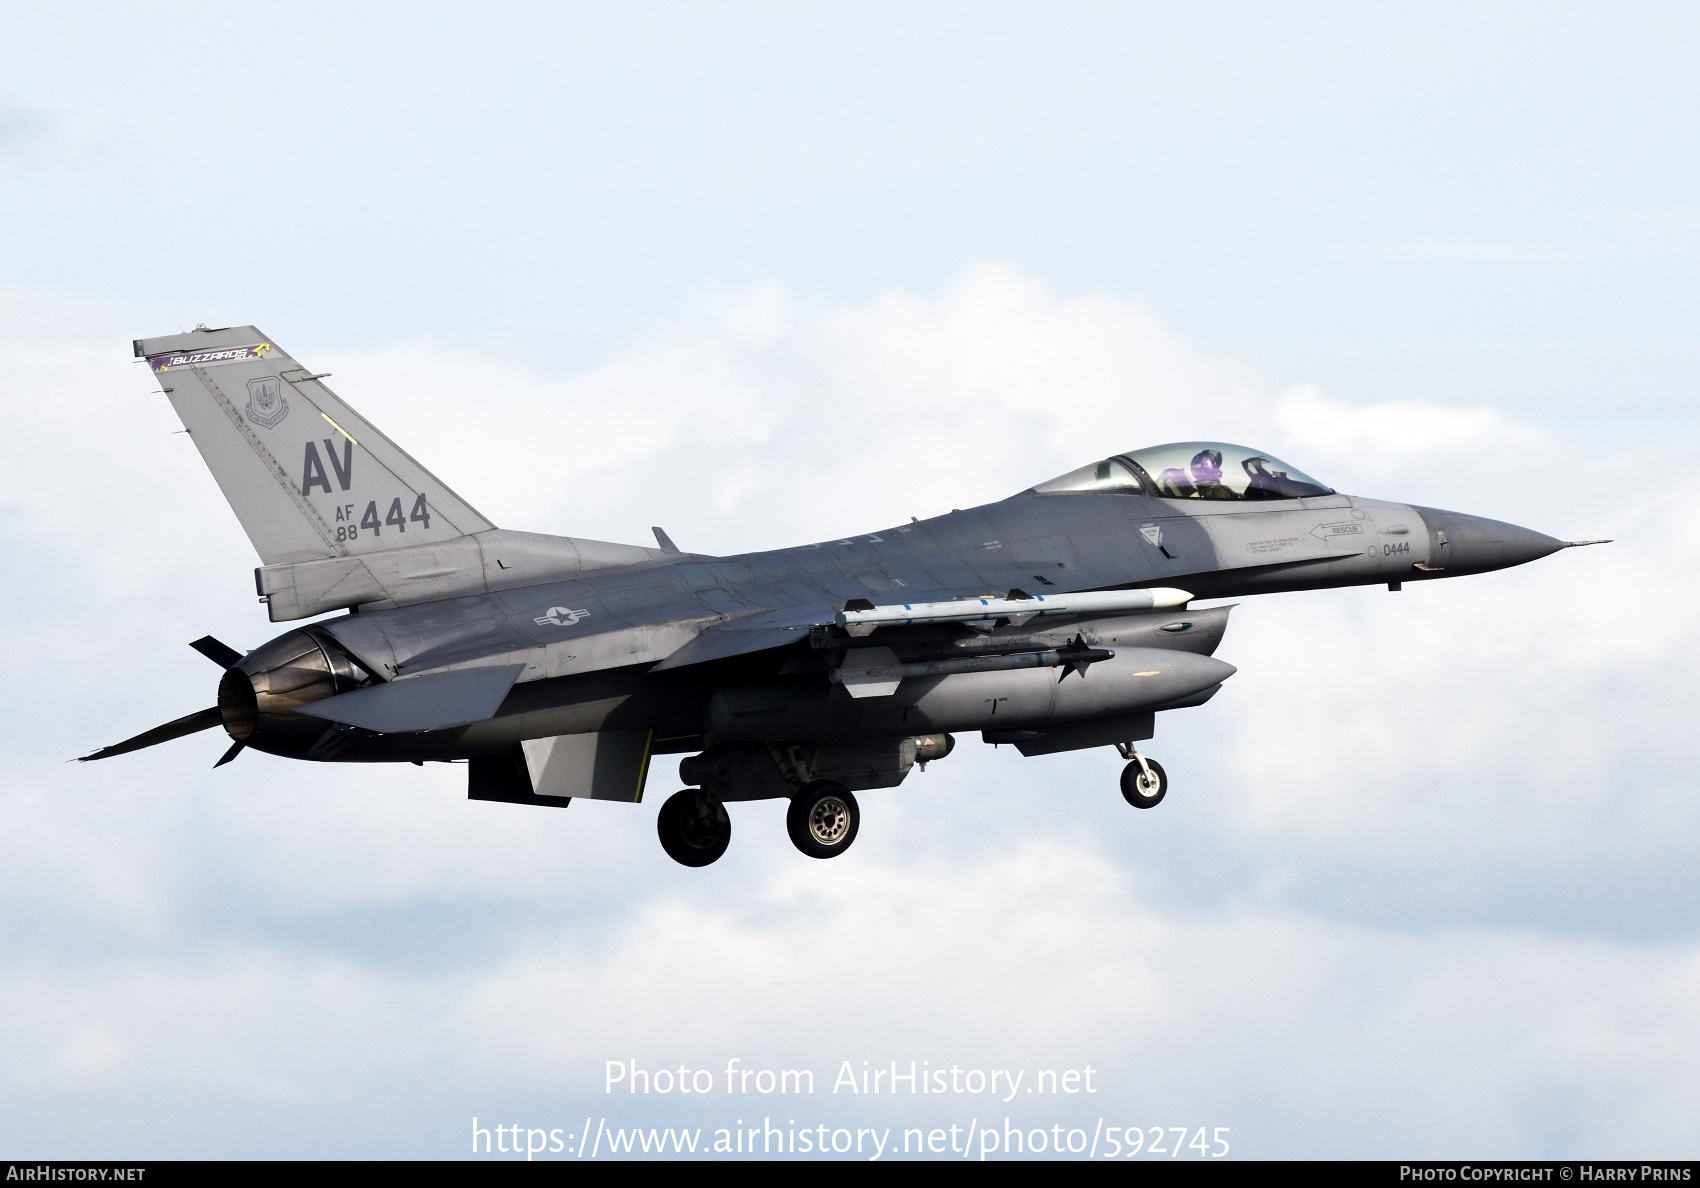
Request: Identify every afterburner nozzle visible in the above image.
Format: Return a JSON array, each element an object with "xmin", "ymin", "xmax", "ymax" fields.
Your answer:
[{"xmin": 218, "ymin": 627, "xmax": 372, "ymax": 747}]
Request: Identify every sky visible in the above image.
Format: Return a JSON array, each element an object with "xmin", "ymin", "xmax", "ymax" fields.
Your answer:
[{"xmin": 2, "ymin": 0, "xmax": 1697, "ymax": 1161}]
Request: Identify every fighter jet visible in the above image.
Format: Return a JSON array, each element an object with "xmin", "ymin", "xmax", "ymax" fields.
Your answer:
[{"xmin": 82, "ymin": 326, "xmax": 1604, "ymax": 866}]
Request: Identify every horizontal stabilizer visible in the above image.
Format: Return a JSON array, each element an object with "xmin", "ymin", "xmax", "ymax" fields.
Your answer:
[
  {"xmin": 79, "ymin": 706, "xmax": 223, "ymax": 761},
  {"xmin": 301, "ymin": 664, "xmax": 524, "ymax": 733}
]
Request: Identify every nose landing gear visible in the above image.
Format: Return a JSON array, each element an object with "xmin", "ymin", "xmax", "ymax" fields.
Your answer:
[{"xmin": 1116, "ymin": 744, "xmax": 1168, "ymax": 809}]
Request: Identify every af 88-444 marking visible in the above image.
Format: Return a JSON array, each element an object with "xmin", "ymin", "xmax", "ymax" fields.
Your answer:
[{"xmin": 330, "ymin": 495, "xmax": 432, "ymax": 542}]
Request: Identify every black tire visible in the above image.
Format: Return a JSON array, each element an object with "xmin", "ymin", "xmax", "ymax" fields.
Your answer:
[
  {"xmin": 786, "ymin": 782, "xmax": 860, "ymax": 859},
  {"xmin": 657, "ymin": 789, "xmax": 731, "ymax": 867},
  {"xmin": 1119, "ymin": 757, "xmax": 1168, "ymax": 809}
]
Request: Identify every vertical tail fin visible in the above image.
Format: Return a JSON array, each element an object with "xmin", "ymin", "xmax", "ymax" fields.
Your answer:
[{"xmin": 137, "ymin": 326, "xmax": 494, "ymax": 566}]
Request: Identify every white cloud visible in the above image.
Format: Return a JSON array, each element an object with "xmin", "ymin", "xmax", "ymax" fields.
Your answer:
[
  {"xmin": 1273, "ymin": 384, "xmax": 1515, "ymax": 457},
  {"xmin": 321, "ymin": 263, "xmax": 1268, "ymax": 551},
  {"xmin": 0, "ymin": 270, "xmax": 1693, "ymax": 1158},
  {"xmin": 3, "ymin": 844, "xmax": 1695, "ymax": 1156}
]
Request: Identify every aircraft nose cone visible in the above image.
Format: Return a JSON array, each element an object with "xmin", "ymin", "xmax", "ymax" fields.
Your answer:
[{"xmin": 1413, "ymin": 506, "xmax": 1565, "ymax": 575}]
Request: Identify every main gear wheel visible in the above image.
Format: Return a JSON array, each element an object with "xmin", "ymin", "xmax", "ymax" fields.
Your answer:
[{"xmin": 786, "ymin": 781, "xmax": 860, "ymax": 859}]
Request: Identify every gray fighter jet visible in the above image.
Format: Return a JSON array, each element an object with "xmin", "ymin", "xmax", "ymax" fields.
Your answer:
[{"xmin": 83, "ymin": 326, "xmax": 1604, "ymax": 866}]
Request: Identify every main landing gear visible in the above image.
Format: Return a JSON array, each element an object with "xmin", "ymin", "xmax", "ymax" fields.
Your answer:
[
  {"xmin": 1116, "ymin": 744, "xmax": 1168, "ymax": 809},
  {"xmin": 656, "ymin": 789, "xmax": 731, "ymax": 867},
  {"xmin": 656, "ymin": 781, "xmax": 862, "ymax": 867},
  {"xmin": 786, "ymin": 781, "xmax": 860, "ymax": 860}
]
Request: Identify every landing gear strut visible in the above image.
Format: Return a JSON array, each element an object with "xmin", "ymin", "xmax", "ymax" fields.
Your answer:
[
  {"xmin": 787, "ymin": 781, "xmax": 860, "ymax": 859},
  {"xmin": 1116, "ymin": 745, "xmax": 1167, "ymax": 809},
  {"xmin": 657, "ymin": 789, "xmax": 731, "ymax": 866}
]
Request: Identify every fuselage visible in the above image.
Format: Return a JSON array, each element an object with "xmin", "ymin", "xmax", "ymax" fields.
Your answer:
[{"xmin": 222, "ymin": 485, "xmax": 1560, "ymax": 763}]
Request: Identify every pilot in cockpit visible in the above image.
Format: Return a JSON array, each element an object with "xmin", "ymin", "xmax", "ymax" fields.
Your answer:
[
  {"xmin": 1159, "ymin": 448, "xmax": 1234, "ymax": 499},
  {"xmin": 1035, "ymin": 441, "xmax": 1335, "ymax": 501}
]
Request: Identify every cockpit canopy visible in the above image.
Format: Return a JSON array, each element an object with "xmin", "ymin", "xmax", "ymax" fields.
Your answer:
[{"xmin": 1033, "ymin": 442, "xmax": 1333, "ymax": 502}]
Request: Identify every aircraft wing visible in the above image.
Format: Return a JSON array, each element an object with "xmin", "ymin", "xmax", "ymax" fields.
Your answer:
[
  {"xmin": 649, "ymin": 587, "xmax": 1195, "ymax": 672},
  {"xmin": 651, "ymin": 608, "xmax": 825, "ymax": 670}
]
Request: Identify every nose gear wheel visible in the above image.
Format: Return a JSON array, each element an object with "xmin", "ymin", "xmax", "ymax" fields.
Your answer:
[{"xmin": 1118, "ymin": 750, "xmax": 1168, "ymax": 809}]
